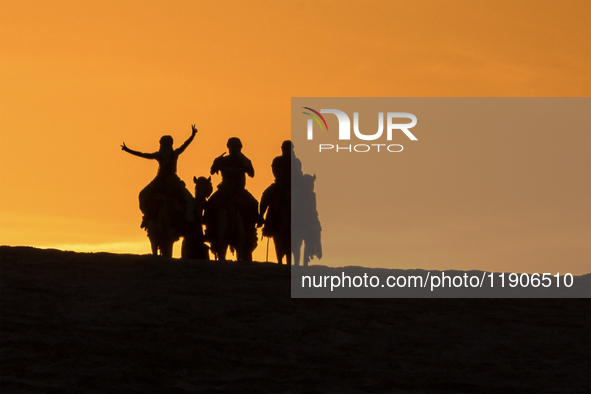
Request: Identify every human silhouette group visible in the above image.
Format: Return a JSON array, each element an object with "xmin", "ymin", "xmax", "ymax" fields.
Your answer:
[{"xmin": 121, "ymin": 126, "xmax": 321, "ymax": 265}]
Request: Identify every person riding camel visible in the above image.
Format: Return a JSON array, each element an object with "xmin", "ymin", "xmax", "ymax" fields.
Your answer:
[
  {"xmin": 271, "ymin": 140, "xmax": 302, "ymax": 187},
  {"xmin": 121, "ymin": 125, "xmax": 197, "ymax": 225},
  {"xmin": 205, "ymin": 137, "xmax": 261, "ymax": 257},
  {"xmin": 260, "ymin": 140, "xmax": 300, "ymax": 237},
  {"xmin": 207, "ymin": 137, "xmax": 260, "ymax": 220}
]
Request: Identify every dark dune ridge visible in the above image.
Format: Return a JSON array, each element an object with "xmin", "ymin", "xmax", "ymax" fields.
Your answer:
[{"xmin": 1, "ymin": 246, "xmax": 589, "ymax": 393}]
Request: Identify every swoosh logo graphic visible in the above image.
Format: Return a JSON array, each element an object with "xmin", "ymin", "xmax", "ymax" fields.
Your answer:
[{"xmin": 302, "ymin": 107, "xmax": 329, "ymax": 131}]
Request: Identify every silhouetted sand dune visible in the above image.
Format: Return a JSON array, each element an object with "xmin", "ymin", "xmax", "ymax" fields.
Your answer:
[{"xmin": 1, "ymin": 246, "xmax": 589, "ymax": 393}]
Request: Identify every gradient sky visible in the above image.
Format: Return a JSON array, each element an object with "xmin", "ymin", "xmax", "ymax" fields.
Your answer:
[{"xmin": 1, "ymin": 0, "xmax": 589, "ymax": 265}]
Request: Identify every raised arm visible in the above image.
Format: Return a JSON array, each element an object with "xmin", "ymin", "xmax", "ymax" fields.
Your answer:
[
  {"xmin": 176, "ymin": 124, "xmax": 198, "ymax": 155},
  {"xmin": 121, "ymin": 142, "xmax": 157, "ymax": 159}
]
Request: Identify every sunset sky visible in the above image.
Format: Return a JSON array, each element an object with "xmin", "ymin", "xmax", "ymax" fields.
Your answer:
[{"xmin": 1, "ymin": 0, "xmax": 589, "ymax": 268}]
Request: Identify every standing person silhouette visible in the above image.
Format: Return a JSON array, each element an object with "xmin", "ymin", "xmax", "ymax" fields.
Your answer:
[{"xmin": 121, "ymin": 125, "xmax": 197, "ymax": 224}]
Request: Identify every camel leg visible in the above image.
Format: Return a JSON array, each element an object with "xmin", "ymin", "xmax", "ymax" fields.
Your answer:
[
  {"xmin": 303, "ymin": 238, "xmax": 310, "ymax": 266},
  {"xmin": 274, "ymin": 236, "xmax": 282, "ymax": 264},
  {"xmin": 242, "ymin": 249, "xmax": 253, "ymax": 262},
  {"xmin": 217, "ymin": 210, "xmax": 228, "ymax": 261},
  {"xmin": 149, "ymin": 237, "xmax": 158, "ymax": 256},
  {"xmin": 219, "ymin": 245, "xmax": 227, "ymax": 261},
  {"xmin": 162, "ymin": 241, "xmax": 173, "ymax": 258},
  {"xmin": 235, "ymin": 214, "xmax": 246, "ymax": 262},
  {"xmin": 181, "ymin": 238, "xmax": 188, "ymax": 259},
  {"xmin": 275, "ymin": 243, "xmax": 283, "ymax": 265},
  {"xmin": 274, "ymin": 236, "xmax": 288, "ymax": 265},
  {"xmin": 292, "ymin": 238, "xmax": 302, "ymax": 266}
]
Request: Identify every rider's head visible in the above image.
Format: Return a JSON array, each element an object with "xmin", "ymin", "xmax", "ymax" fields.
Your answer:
[
  {"xmin": 281, "ymin": 140, "xmax": 294, "ymax": 156},
  {"xmin": 160, "ymin": 135, "xmax": 174, "ymax": 148},
  {"xmin": 227, "ymin": 137, "xmax": 243, "ymax": 154}
]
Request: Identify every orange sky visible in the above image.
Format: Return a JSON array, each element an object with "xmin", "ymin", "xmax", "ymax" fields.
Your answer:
[{"xmin": 1, "ymin": 0, "xmax": 589, "ymax": 266}]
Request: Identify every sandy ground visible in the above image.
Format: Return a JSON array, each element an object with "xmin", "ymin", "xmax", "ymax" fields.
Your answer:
[{"xmin": 1, "ymin": 246, "xmax": 589, "ymax": 393}]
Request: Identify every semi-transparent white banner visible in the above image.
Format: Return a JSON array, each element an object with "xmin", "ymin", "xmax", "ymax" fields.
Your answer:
[{"xmin": 290, "ymin": 98, "xmax": 590, "ymax": 298}]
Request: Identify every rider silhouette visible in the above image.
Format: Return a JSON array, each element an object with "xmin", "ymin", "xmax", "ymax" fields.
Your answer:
[
  {"xmin": 271, "ymin": 140, "xmax": 302, "ymax": 187},
  {"xmin": 261, "ymin": 141, "xmax": 298, "ymax": 235},
  {"xmin": 260, "ymin": 141, "xmax": 299, "ymax": 264},
  {"xmin": 205, "ymin": 137, "xmax": 261, "ymax": 259},
  {"xmin": 210, "ymin": 138, "xmax": 254, "ymax": 190},
  {"xmin": 121, "ymin": 125, "xmax": 197, "ymax": 224},
  {"xmin": 208, "ymin": 138, "xmax": 260, "ymax": 218}
]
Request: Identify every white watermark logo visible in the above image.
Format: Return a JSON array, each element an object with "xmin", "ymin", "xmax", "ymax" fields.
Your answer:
[{"xmin": 303, "ymin": 108, "xmax": 417, "ymax": 153}]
